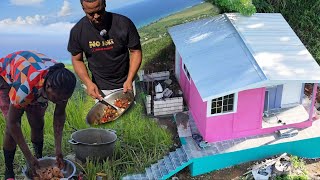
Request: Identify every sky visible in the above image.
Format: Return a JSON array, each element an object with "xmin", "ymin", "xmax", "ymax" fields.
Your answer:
[
  {"xmin": 0, "ymin": 0, "xmax": 203, "ymax": 61},
  {"xmin": 0, "ymin": 0, "xmax": 146, "ymax": 60},
  {"xmin": 0, "ymin": 0, "xmax": 144, "ymax": 35}
]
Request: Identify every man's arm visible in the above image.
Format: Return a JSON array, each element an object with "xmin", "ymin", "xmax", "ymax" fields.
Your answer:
[
  {"xmin": 7, "ymin": 104, "xmax": 39, "ymax": 170},
  {"xmin": 123, "ymin": 49, "xmax": 142, "ymax": 92},
  {"xmin": 53, "ymin": 101, "xmax": 67, "ymax": 168},
  {"xmin": 71, "ymin": 53, "xmax": 101, "ymax": 99}
]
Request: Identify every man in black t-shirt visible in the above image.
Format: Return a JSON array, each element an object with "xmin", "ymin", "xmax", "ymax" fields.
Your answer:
[{"xmin": 68, "ymin": 0, "xmax": 142, "ymax": 99}]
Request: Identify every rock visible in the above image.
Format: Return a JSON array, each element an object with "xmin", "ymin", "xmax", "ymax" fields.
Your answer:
[
  {"xmin": 251, "ymin": 165, "xmax": 272, "ymax": 180},
  {"xmin": 152, "ymin": 118, "xmax": 159, "ymax": 122},
  {"xmin": 160, "ymin": 125, "xmax": 167, "ymax": 129},
  {"xmin": 164, "ymin": 79, "xmax": 172, "ymax": 85},
  {"xmin": 274, "ymin": 156, "xmax": 292, "ymax": 175},
  {"xmin": 155, "ymin": 83, "xmax": 163, "ymax": 93},
  {"xmin": 163, "ymin": 88, "xmax": 173, "ymax": 98}
]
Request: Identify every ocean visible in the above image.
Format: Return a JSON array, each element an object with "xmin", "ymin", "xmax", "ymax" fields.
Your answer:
[{"xmin": 0, "ymin": 0, "xmax": 203, "ymax": 63}]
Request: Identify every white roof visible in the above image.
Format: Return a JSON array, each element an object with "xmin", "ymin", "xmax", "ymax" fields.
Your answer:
[{"xmin": 168, "ymin": 13, "xmax": 320, "ymax": 101}]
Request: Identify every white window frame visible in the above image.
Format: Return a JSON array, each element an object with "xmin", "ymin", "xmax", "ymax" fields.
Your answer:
[
  {"xmin": 182, "ymin": 63, "xmax": 191, "ymax": 82},
  {"xmin": 207, "ymin": 93, "xmax": 238, "ymax": 117}
]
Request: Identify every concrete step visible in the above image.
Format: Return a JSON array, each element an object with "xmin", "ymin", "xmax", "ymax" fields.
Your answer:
[
  {"xmin": 158, "ymin": 159, "xmax": 169, "ymax": 176},
  {"xmin": 122, "ymin": 173, "xmax": 148, "ymax": 180},
  {"xmin": 182, "ymin": 144, "xmax": 193, "ymax": 160},
  {"xmin": 145, "ymin": 167, "xmax": 154, "ymax": 180},
  {"xmin": 163, "ymin": 155, "xmax": 175, "ymax": 172},
  {"xmin": 169, "ymin": 151, "xmax": 182, "ymax": 168},
  {"xmin": 151, "ymin": 163, "xmax": 162, "ymax": 179},
  {"xmin": 176, "ymin": 148, "xmax": 188, "ymax": 163}
]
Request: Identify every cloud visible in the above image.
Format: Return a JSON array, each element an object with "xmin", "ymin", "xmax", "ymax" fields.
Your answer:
[
  {"xmin": 0, "ymin": 10, "xmax": 75, "ymax": 35},
  {"xmin": 58, "ymin": 0, "xmax": 72, "ymax": 17},
  {"xmin": 44, "ymin": 22, "xmax": 75, "ymax": 33},
  {"xmin": 10, "ymin": 0, "xmax": 44, "ymax": 6},
  {"xmin": 0, "ymin": 15, "xmax": 46, "ymax": 25},
  {"xmin": 0, "ymin": 19, "xmax": 75, "ymax": 35}
]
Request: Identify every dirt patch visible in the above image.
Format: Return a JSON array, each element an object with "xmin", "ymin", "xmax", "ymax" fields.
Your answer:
[
  {"xmin": 304, "ymin": 159, "xmax": 320, "ymax": 179},
  {"xmin": 155, "ymin": 116, "xmax": 182, "ymax": 151},
  {"xmin": 174, "ymin": 163, "xmax": 252, "ymax": 180}
]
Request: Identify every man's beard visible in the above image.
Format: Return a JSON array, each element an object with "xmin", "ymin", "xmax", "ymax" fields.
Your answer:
[{"xmin": 91, "ymin": 15, "xmax": 107, "ymax": 31}]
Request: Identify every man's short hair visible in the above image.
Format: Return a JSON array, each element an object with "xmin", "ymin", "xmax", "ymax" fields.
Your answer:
[{"xmin": 80, "ymin": 0, "xmax": 106, "ymax": 6}]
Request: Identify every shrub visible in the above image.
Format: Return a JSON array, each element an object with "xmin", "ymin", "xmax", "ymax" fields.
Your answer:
[{"xmin": 206, "ymin": 0, "xmax": 256, "ymax": 16}]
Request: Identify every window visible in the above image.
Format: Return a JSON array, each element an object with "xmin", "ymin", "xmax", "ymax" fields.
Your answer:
[
  {"xmin": 183, "ymin": 64, "xmax": 190, "ymax": 80},
  {"xmin": 211, "ymin": 94, "xmax": 235, "ymax": 115}
]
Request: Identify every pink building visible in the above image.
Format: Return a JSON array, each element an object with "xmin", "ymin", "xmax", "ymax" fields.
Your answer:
[{"xmin": 169, "ymin": 13, "xmax": 320, "ymax": 143}]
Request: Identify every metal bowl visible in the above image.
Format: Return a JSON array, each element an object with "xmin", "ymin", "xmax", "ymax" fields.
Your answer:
[
  {"xmin": 86, "ymin": 89, "xmax": 135, "ymax": 125},
  {"xmin": 23, "ymin": 157, "xmax": 76, "ymax": 179}
]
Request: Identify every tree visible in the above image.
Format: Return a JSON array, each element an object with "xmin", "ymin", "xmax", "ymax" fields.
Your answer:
[{"xmin": 206, "ymin": 0, "xmax": 256, "ymax": 16}]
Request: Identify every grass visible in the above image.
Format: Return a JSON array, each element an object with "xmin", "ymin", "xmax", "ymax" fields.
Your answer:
[
  {"xmin": 0, "ymin": 2, "xmax": 217, "ymax": 180},
  {"xmin": 140, "ymin": 2, "xmax": 219, "ymax": 72}
]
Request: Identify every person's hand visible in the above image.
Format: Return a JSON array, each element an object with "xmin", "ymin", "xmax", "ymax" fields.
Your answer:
[
  {"xmin": 86, "ymin": 82, "xmax": 102, "ymax": 100},
  {"xmin": 123, "ymin": 80, "xmax": 133, "ymax": 93},
  {"xmin": 27, "ymin": 155, "xmax": 40, "ymax": 177},
  {"xmin": 56, "ymin": 153, "xmax": 65, "ymax": 169}
]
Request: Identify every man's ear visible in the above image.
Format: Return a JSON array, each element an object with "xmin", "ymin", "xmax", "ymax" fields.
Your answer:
[{"xmin": 45, "ymin": 81, "xmax": 51, "ymax": 90}]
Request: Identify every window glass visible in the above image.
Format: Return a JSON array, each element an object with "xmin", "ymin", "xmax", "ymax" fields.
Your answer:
[{"xmin": 210, "ymin": 93, "xmax": 235, "ymax": 115}]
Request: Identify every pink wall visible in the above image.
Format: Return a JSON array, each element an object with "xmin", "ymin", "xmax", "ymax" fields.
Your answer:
[
  {"xmin": 205, "ymin": 88, "xmax": 265, "ymax": 142},
  {"xmin": 179, "ymin": 58, "xmax": 206, "ymax": 135},
  {"xmin": 188, "ymin": 79, "xmax": 207, "ymax": 137},
  {"xmin": 233, "ymin": 88, "xmax": 265, "ymax": 132}
]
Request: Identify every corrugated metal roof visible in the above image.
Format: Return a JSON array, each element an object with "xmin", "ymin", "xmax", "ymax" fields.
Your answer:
[
  {"xmin": 168, "ymin": 13, "xmax": 320, "ymax": 101},
  {"xmin": 227, "ymin": 13, "xmax": 320, "ymax": 82}
]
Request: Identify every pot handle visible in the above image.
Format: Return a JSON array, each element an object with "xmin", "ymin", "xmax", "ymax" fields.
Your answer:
[
  {"xmin": 68, "ymin": 139, "xmax": 79, "ymax": 145},
  {"xmin": 107, "ymin": 129, "xmax": 117, "ymax": 134}
]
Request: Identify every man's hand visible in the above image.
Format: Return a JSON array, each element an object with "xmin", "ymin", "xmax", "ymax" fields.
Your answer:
[
  {"xmin": 86, "ymin": 82, "xmax": 102, "ymax": 100},
  {"xmin": 56, "ymin": 153, "xmax": 65, "ymax": 169},
  {"xmin": 123, "ymin": 80, "xmax": 133, "ymax": 93}
]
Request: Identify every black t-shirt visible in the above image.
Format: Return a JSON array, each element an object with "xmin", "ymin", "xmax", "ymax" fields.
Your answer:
[{"xmin": 68, "ymin": 12, "xmax": 141, "ymax": 90}]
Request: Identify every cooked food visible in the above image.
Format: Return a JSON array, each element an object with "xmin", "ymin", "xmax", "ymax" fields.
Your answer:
[
  {"xmin": 114, "ymin": 98, "xmax": 130, "ymax": 109},
  {"xmin": 100, "ymin": 105, "xmax": 119, "ymax": 123},
  {"xmin": 96, "ymin": 97, "xmax": 131, "ymax": 124},
  {"xmin": 33, "ymin": 166, "xmax": 64, "ymax": 180}
]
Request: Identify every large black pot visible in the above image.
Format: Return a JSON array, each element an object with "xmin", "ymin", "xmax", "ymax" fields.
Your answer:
[{"xmin": 68, "ymin": 128, "xmax": 117, "ymax": 162}]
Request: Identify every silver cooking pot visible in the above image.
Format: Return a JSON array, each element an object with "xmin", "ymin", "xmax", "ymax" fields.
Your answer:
[{"xmin": 86, "ymin": 89, "xmax": 134, "ymax": 125}]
